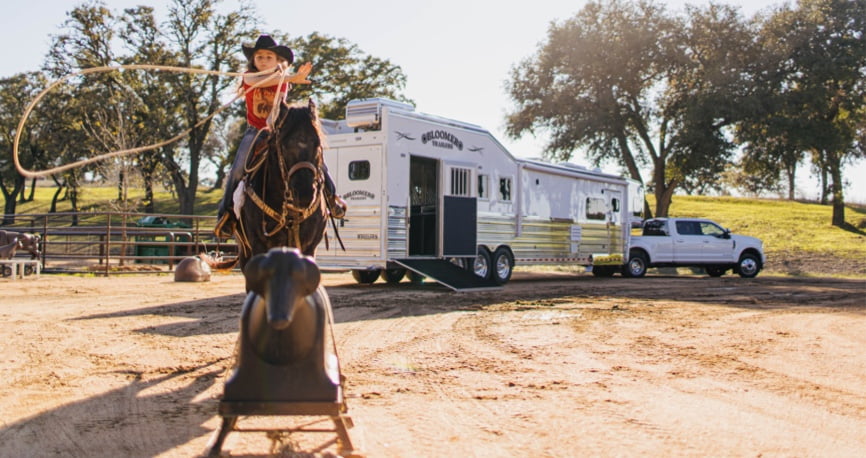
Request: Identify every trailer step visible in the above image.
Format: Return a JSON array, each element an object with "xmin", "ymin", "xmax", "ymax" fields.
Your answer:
[{"xmin": 393, "ymin": 258, "xmax": 503, "ymax": 292}]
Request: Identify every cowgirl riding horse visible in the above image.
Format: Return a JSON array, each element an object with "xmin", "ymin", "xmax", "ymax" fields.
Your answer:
[{"xmin": 216, "ymin": 34, "xmax": 346, "ymax": 240}]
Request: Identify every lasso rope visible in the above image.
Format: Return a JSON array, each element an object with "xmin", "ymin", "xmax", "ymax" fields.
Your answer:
[{"xmin": 12, "ymin": 64, "xmax": 290, "ymax": 179}]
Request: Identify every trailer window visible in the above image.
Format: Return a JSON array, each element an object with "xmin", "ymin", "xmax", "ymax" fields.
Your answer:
[
  {"xmin": 478, "ymin": 174, "xmax": 489, "ymax": 199},
  {"xmin": 348, "ymin": 160, "xmax": 370, "ymax": 181},
  {"xmin": 499, "ymin": 177, "xmax": 512, "ymax": 202},
  {"xmin": 450, "ymin": 167, "xmax": 472, "ymax": 197},
  {"xmin": 586, "ymin": 197, "xmax": 606, "ymax": 220}
]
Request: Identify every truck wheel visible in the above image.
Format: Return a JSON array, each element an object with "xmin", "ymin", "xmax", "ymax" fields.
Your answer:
[
  {"xmin": 492, "ymin": 247, "xmax": 514, "ymax": 285},
  {"xmin": 380, "ymin": 268, "xmax": 406, "ymax": 284},
  {"xmin": 352, "ymin": 269, "xmax": 380, "ymax": 284},
  {"xmin": 623, "ymin": 251, "xmax": 648, "ymax": 278},
  {"xmin": 472, "ymin": 247, "xmax": 493, "ymax": 280},
  {"xmin": 706, "ymin": 267, "xmax": 727, "ymax": 277},
  {"xmin": 737, "ymin": 253, "xmax": 761, "ymax": 278}
]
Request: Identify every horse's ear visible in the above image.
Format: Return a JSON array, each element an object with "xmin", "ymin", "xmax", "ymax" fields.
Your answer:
[{"xmin": 307, "ymin": 98, "xmax": 318, "ymax": 121}]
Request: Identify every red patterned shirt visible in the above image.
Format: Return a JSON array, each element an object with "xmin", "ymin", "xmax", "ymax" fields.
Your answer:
[{"xmin": 242, "ymin": 74, "xmax": 289, "ymax": 130}]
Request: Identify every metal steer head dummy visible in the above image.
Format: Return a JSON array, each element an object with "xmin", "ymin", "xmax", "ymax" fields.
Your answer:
[
  {"xmin": 240, "ymin": 247, "xmax": 329, "ymax": 368},
  {"xmin": 244, "ymin": 247, "xmax": 321, "ymax": 330},
  {"xmin": 226, "ymin": 247, "xmax": 340, "ymax": 403}
]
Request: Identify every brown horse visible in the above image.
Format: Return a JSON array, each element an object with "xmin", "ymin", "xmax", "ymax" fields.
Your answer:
[{"xmin": 209, "ymin": 99, "xmax": 329, "ymax": 271}]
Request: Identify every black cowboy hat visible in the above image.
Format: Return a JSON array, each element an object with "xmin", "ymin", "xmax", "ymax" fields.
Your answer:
[{"xmin": 242, "ymin": 34, "xmax": 294, "ymax": 64}]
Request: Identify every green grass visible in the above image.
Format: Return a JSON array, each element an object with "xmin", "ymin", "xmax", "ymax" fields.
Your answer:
[
  {"xmin": 657, "ymin": 195, "xmax": 866, "ymax": 261},
  {"xmin": 11, "ymin": 185, "xmax": 224, "ymax": 216}
]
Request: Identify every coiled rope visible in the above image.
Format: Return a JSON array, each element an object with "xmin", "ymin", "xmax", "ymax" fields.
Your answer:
[{"xmin": 12, "ymin": 64, "xmax": 290, "ymax": 179}]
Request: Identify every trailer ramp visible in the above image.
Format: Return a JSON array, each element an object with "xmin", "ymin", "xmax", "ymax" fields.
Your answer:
[{"xmin": 394, "ymin": 259, "xmax": 502, "ymax": 292}]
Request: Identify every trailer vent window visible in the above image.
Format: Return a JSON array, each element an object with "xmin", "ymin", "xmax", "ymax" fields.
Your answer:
[
  {"xmin": 348, "ymin": 160, "xmax": 370, "ymax": 181},
  {"xmin": 478, "ymin": 174, "xmax": 489, "ymax": 199},
  {"xmin": 450, "ymin": 167, "xmax": 472, "ymax": 196},
  {"xmin": 586, "ymin": 197, "xmax": 606, "ymax": 220},
  {"xmin": 499, "ymin": 177, "xmax": 512, "ymax": 202}
]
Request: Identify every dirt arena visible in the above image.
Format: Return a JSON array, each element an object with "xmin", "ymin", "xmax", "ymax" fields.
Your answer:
[{"xmin": 1, "ymin": 267, "xmax": 865, "ymax": 457}]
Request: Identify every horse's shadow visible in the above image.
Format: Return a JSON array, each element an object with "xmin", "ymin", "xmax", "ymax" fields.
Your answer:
[{"xmin": 0, "ymin": 361, "xmax": 223, "ymax": 457}]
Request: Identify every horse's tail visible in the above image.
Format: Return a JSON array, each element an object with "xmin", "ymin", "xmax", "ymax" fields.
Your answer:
[{"xmin": 198, "ymin": 251, "xmax": 239, "ymax": 271}]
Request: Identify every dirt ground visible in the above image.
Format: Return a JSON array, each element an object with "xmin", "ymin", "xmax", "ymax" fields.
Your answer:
[{"xmin": 1, "ymin": 265, "xmax": 865, "ymax": 457}]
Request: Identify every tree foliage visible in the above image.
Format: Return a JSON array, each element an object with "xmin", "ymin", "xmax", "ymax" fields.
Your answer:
[
  {"xmin": 0, "ymin": 0, "xmax": 411, "ymax": 221},
  {"xmin": 505, "ymin": 0, "xmax": 758, "ymax": 217},
  {"xmin": 285, "ymin": 32, "xmax": 413, "ymax": 120},
  {"xmin": 741, "ymin": 0, "xmax": 866, "ymax": 226}
]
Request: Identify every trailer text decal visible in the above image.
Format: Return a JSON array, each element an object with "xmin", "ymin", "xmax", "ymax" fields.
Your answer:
[
  {"xmin": 344, "ymin": 190, "xmax": 376, "ymax": 200},
  {"xmin": 421, "ymin": 130, "xmax": 463, "ymax": 151}
]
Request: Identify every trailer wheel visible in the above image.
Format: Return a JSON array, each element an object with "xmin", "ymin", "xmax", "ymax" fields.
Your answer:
[
  {"xmin": 472, "ymin": 247, "xmax": 493, "ymax": 280},
  {"xmin": 380, "ymin": 268, "xmax": 406, "ymax": 284},
  {"xmin": 736, "ymin": 253, "xmax": 761, "ymax": 278},
  {"xmin": 1, "ymin": 265, "xmax": 11, "ymax": 277},
  {"xmin": 407, "ymin": 270, "xmax": 426, "ymax": 283},
  {"xmin": 492, "ymin": 247, "xmax": 514, "ymax": 285},
  {"xmin": 705, "ymin": 267, "xmax": 727, "ymax": 277},
  {"xmin": 623, "ymin": 251, "xmax": 648, "ymax": 278},
  {"xmin": 352, "ymin": 269, "xmax": 380, "ymax": 284}
]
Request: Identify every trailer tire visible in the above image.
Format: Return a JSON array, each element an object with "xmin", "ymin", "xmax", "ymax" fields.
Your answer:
[
  {"xmin": 352, "ymin": 269, "xmax": 380, "ymax": 284},
  {"xmin": 380, "ymin": 268, "xmax": 406, "ymax": 284},
  {"xmin": 492, "ymin": 247, "xmax": 514, "ymax": 285},
  {"xmin": 623, "ymin": 251, "xmax": 648, "ymax": 278},
  {"xmin": 472, "ymin": 246, "xmax": 493, "ymax": 281},
  {"xmin": 407, "ymin": 270, "xmax": 426, "ymax": 283}
]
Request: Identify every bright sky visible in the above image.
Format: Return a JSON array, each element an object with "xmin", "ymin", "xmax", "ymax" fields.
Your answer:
[{"xmin": 2, "ymin": 0, "xmax": 864, "ymax": 203}]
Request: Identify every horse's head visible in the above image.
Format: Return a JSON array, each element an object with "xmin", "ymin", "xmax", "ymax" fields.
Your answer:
[
  {"xmin": 243, "ymin": 247, "xmax": 321, "ymax": 330},
  {"xmin": 272, "ymin": 99, "xmax": 325, "ymax": 206}
]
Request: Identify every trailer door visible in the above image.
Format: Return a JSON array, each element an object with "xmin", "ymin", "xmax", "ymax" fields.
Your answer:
[
  {"xmin": 441, "ymin": 163, "xmax": 477, "ymax": 257},
  {"xmin": 322, "ymin": 144, "xmax": 384, "ymax": 258}
]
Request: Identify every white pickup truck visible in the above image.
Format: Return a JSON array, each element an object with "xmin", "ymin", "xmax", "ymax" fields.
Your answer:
[{"xmin": 624, "ymin": 218, "xmax": 765, "ymax": 278}]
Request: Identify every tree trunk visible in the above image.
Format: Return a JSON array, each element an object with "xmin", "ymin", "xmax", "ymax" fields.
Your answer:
[
  {"xmin": 829, "ymin": 153, "xmax": 845, "ymax": 227},
  {"xmin": 143, "ymin": 174, "xmax": 155, "ymax": 214},
  {"xmin": 819, "ymin": 167, "xmax": 829, "ymax": 205},
  {"xmin": 1, "ymin": 177, "xmax": 24, "ymax": 226},
  {"xmin": 27, "ymin": 178, "xmax": 37, "ymax": 202},
  {"xmin": 652, "ymin": 157, "xmax": 676, "ymax": 217},
  {"xmin": 785, "ymin": 164, "xmax": 796, "ymax": 201}
]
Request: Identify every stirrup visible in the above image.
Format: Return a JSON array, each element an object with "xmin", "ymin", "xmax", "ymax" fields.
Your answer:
[{"xmin": 214, "ymin": 212, "xmax": 235, "ymax": 239}]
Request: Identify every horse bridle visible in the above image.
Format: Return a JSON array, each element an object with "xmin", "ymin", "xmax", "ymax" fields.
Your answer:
[{"xmin": 243, "ymin": 107, "xmax": 325, "ymax": 248}]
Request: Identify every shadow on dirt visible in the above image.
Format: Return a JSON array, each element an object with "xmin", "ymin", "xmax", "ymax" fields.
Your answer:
[{"xmin": 0, "ymin": 361, "xmax": 224, "ymax": 457}]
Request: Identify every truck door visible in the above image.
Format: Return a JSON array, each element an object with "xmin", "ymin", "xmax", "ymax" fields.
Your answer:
[
  {"xmin": 698, "ymin": 221, "xmax": 733, "ymax": 262},
  {"xmin": 321, "ymin": 144, "xmax": 384, "ymax": 258},
  {"xmin": 673, "ymin": 220, "xmax": 705, "ymax": 262}
]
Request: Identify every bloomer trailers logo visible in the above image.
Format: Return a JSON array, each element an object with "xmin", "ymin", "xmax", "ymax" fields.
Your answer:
[
  {"xmin": 343, "ymin": 190, "xmax": 376, "ymax": 200},
  {"xmin": 421, "ymin": 130, "xmax": 463, "ymax": 151}
]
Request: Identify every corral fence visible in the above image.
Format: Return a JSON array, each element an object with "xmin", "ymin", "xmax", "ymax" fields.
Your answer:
[{"xmin": 1, "ymin": 212, "xmax": 238, "ymax": 276}]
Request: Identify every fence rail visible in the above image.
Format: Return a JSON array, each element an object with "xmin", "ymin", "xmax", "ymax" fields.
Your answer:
[{"xmin": 1, "ymin": 211, "xmax": 237, "ymax": 276}]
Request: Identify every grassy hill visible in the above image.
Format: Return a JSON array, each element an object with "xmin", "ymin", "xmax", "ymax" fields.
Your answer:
[{"xmin": 6, "ymin": 187, "xmax": 866, "ymax": 277}]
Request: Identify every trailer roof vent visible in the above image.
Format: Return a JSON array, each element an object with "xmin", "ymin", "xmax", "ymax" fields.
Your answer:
[
  {"xmin": 345, "ymin": 98, "xmax": 414, "ymax": 128},
  {"xmin": 559, "ymin": 162, "xmax": 588, "ymax": 170}
]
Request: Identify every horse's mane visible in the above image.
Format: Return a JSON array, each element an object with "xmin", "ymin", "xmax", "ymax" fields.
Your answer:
[{"xmin": 279, "ymin": 101, "xmax": 327, "ymax": 152}]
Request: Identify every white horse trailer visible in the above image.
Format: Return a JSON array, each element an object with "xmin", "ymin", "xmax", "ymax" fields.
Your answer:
[{"xmin": 316, "ymin": 98, "xmax": 637, "ymax": 290}]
